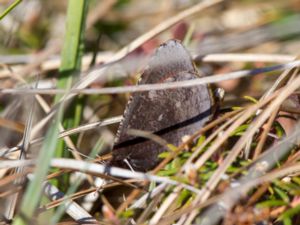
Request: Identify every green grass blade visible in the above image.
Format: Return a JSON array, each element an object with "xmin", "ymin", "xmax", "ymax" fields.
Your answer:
[
  {"xmin": 52, "ymin": 0, "xmax": 88, "ymax": 189},
  {"xmin": 13, "ymin": 106, "xmax": 63, "ymax": 225},
  {"xmin": 0, "ymin": 0, "xmax": 22, "ymax": 20}
]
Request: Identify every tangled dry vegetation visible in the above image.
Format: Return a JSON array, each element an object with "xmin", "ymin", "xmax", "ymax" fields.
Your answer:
[{"xmin": 1, "ymin": 0, "xmax": 300, "ymax": 225}]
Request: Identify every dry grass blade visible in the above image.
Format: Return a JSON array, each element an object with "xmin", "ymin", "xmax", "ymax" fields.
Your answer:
[
  {"xmin": 0, "ymin": 159, "xmax": 35, "ymax": 169},
  {"xmin": 0, "ymin": 118, "xmax": 24, "ymax": 135},
  {"xmin": 1, "ymin": 51, "xmax": 295, "ymax": 80},
  {"xmin": 50, "ymin": 158, "xmax": 201, "ymax": 194},
  {"xmin": 202, "ymin": 53, "xmax": 296, "ymax": 63},
  {"xmin": 2, "ymin": 60, "xmax": 300, "ymax": 96},
  {"xmin": 43, "ymin": 179, "xmax": 140, "ymax": 211},
  {"xmin": 0, "ymin": 61, "xmax": 300, "ymax": 95},
  {"xmin": 4, "ymin": 91, "xmax": 36, "ymax": 220},
  {"xmin": 252, "ymin": 108, "xmax": 278, "ymax": 159},
  {"xmin": 29, "ymin": 115, "xmax": 122, "ymax": 146}
]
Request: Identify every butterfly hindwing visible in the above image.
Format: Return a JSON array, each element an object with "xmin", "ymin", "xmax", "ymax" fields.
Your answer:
[{"xmin": 111, "ymin": 40, "xmax": 214, "ymax": 171}]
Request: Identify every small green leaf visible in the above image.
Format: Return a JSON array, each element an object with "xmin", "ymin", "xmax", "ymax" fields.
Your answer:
[
  {"xmin": 274, "ymin": 187, "xmax": 289, "ymax": 203},
  {"xmin": 177, "ymin": 189, "xmax": 192, "ymax": 206},
  {"xmin": 268, "ymin": 185, "xmax": 275, "ymax": 195},
  {"xmin": 232, "ymin": 106, "xmax": 243, "ymax": 111},
  {"xmin": 230, "ymin": 124, "xmax": 249, "ymax": 136},
  {"xmin": 157, "ymin": 168, "xmax": 178, "ymax": 176},
  {"xmin": 274, "ymin": 180, "xmax": 300, "ymax": 195},
  {"xmin": 243, "ymin": 95, "xmax": 258, "ymax": 103},
  {"xmin": 256, "ymin": 200, "xmax": 287, "ymax": 208},
  {"xmin": 121, "ymin": 209, "xmax": 134, "ymax": 218},
  {"xmin": 167, "ymin": 144, "xmax": 178, "ymax": 151},
  {"xmin": 195, "ymin": 135, "xmax": 206, "ymax": 147},
  {"xmin": 274, "ymin": 121, "xmax": 286, "ymax": 138},
  {"xmin": 291, "ymin": 177, "xmax": 300, "ymax": 185},
  {"xmin": 181, "ymin": 152, "xmax": 192, "ymax": 158},
  {"xmin": 171, "ymin": 157, "xmax": 181, "ymax": 169},
  {"xmin": 158, "ymin": 151, "xmax": 171, "ymax": 159}
]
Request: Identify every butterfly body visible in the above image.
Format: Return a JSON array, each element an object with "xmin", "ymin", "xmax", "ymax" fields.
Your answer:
[{"xmin": 111, "ymin": 40, "xmax": 215, "ymax": 171}]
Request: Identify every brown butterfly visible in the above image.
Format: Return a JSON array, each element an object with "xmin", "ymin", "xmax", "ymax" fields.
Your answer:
[{"xmin": 111, "ymin": 40, "xmax": 215, "ymax": 171}]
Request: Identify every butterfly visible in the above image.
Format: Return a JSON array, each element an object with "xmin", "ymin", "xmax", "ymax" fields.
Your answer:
[{"xmin": 111, "ymin": 39, "xmax": 215, "ymax": 171}]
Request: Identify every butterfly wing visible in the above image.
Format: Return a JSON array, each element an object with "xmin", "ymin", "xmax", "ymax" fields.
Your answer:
[{"xmin": 111, "ymin": 40, "xmax": 214, "ymax": 171}]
